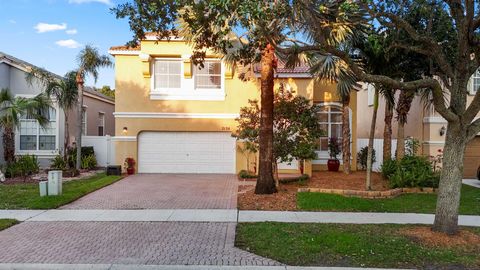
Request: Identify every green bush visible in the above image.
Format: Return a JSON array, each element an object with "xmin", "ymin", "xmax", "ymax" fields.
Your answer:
[
  {"xmin": 381, "ymin": 156, "xmax": 439, "ymax": 188},
  {"xmin": 357, "ymin": 146, "xmax": 376, "ymax": 170},
  {"xmin": 81, "ymin": 154, "xmax": 97, "ymax": 170},
  {"xmin": 4, "ymin": 155, "xmax": 39, "ymax": 178},
  {"xmin": 239, "ymin": 169, "xmax": 257, "ymax": 179},
  {"xmin": 67, "ymin": 146, "xmax": 95, "ymax": 168},
  {"xmin": 381, "ymin": 158, "xmax": 398, "ymax": 179},
  {"xmin": 50, "ymin": 155, "xmax": 67, "ymax": 170}
]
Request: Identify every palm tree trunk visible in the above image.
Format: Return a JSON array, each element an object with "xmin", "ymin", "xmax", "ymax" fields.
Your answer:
[
  {"xmin": 396, "ymin": 121, "xmax": 405, "ymax": 159},
  {"xmin": 3, "ymin": 126, "xmax": 15, "ymax": 163},
  {"xmin": 76, "ymin": 73, "xmax": 84, "ymax": 170},
  {"xmin": 366, "ymin": 87, "xmax": 379, "ymax": 190},
  {"xmin": 255, "ymin": 44, "xmax": 276, "ymax": 194},
  {"xmin": 64, "ymin": 113, "xmax": 69, "ymax": 160},
  {"xmin": 342, "ymin": 96, "xmax": 351, "ymax": 174},
  {"xmin": 383, "ymin": 102, "xmax": 393, "ymax": 162}
]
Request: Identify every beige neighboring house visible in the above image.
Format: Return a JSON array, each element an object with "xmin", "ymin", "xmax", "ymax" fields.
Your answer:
[
  {"xmin": 357, "ymin": 76, "xmax": 480, "ymax": 178},
  {"xmin": 67, "ymin": 87, "xmax": 115, "ymax": 144}
]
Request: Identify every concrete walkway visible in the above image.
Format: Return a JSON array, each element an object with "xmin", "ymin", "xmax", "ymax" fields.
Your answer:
[
  {"xmin": 463, "ymin": 178, "xmax": 480, "ymax": 188},
  {"xmin": 0, "ymin": 264, "xmax": 411, "ymax": 270},
  {"xmin": 1, "ymin": 209, "xmax": 479, "ymax": 226}
]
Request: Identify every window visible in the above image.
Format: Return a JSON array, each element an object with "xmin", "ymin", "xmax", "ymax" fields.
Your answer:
[
  {"xmin": 194, "ymin": 61, "xmax": 221, "ymax": 89},
  {"xmin": 317, "ymin": 105, "xmax": 343, "ymax": 152},
  {"xmin": 470, "ymin": 69, "xmax": 480, "ymax": 94},
  {"xmin": 19, "ymin": 107, "xmax": 56, "ymax": 151},
  {"xmin": 98, "ymin": 112, "xmax": 105, "ymax": 136},
  {"xmin": 154, "ymin": 59, "xmax": 182, "ymax": 90},
  {"xmin": 82, "ymin": 108, "xmax": 87, "ymax": 136}
]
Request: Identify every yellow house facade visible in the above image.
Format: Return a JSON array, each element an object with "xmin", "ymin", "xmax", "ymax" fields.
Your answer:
[{"xmin": 109, "ymin": 36, "xmax": 358, "ymax": 175}]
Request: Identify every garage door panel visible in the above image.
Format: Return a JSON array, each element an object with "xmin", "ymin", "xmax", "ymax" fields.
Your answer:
[
  {"xmin": 464, "ymin": 137, "xmax": 480, "ymax": 178},
  {"xmin": 138, "ymin": 132, "xmax": 236, "ymax": 174}
]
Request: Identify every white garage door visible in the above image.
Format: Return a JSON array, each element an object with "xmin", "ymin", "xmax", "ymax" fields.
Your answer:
[{"xmin": 138, "ymin": 132, "xmax": 236, "ymax": 173}]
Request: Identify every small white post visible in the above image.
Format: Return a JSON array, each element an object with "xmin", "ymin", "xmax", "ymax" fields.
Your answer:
[
  {"xmin": 39, "ymin": 181, "xmax": 48, "ymax": 197},
  {"xmin": 47, "ymin": 170, "xmax": 63, "ymax": 196}
]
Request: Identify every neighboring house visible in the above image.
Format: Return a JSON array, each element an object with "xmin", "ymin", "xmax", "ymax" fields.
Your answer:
[
  {"xmin": 357, "ymin": 79, "xmax": 480, "ymax": 178},
  {"xmin": 109, "ymin": 35, "xmax": 358, "ymax": 175},
  {"xmin": 0, "ymin": 51, "xmax": 115, "ymax": 167},
  {"xmin": 67, "ymin": 86, "xmax": 115, "ymax": 144}
]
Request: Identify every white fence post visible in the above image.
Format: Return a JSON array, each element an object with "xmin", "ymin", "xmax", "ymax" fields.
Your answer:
[
  {"xmin": 356, "ymin": 138, "xmax": 397, "ymax": 171},
  {"xmin": 82, "ymin": 136, "xmax": 116, "ymax": 167}
]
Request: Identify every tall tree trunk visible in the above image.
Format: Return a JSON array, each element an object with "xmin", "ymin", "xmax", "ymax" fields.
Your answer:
[
  {"xmin": 383, "ymin": 101, "xmax": 393, "ymax": 163},
  {"xmin": 433, "ymin": 123, "xmax": 466, "ymax": 235},
  {"xmin": 3, "ymin": 126, "xmax": 15, "ymax": 163},
  {"xmin": 342, "ymin": 96, "xmax": 351, "ymax": 174},
  {"xmin": 64, "ymin": 113, "xmax": 69, "ymax": 160},
  {"xmin": 366, "ymin": 87, "xmax": 379, "ymax": 190},
  {"xmin": 76, "ymin": 73, "xmax": 84, "ymax": 170},
  {"xmin": 255, "ymin": 44, "xmax": 276, "ymax": 194},
  {"xmin": 395, "ymin": 91, "xmax": 414, "ymax": 159}
]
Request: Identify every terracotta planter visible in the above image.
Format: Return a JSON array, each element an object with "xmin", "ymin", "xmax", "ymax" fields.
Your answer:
[
  {"xmin": 327, "ymin": 159, "xmax": 340, "ymax": 172},
  {"xmin": 126, "ymin": 167, "xmax": 135, "ymax": 175}
]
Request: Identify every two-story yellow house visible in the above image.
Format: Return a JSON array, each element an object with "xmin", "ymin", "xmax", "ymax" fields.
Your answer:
[{"xmin": 109, "ymin": 34, "xmax": 358, "ymax": 175}]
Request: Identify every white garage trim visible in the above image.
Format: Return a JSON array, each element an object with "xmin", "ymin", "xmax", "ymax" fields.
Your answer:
[{"xmin": 138, "ymin": 131, "xmax": 236, "ymax": 174}]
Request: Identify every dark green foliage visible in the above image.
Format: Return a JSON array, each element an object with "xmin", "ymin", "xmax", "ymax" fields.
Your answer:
[
  {"xmin": 4, "ymin": 155, "xmax": 39, "ymax": 178},
  {"xmin": 381, "ymin": 156, "xmax": 439, "ymax": 188},
  {"xmin": 67, "ymin": 147, "xmax": 94, "ymax": 168},
  {"xmin": 357, "ymin": 146, "xmax": 376, "ymax": 170},
  {"xmin": 327, "ymin": 137, "xmax": 341, "ymax": 160},
  {"xmin": 50, "ymin": 155, "xmax": 67, "ymax": 170},
  {"xmin": 81, "ymin": 155, "xmax": 97, "ymax": 170},
  {"xmin": 238, "ymin": 170, "xmax": 257, "ymax": 179}
]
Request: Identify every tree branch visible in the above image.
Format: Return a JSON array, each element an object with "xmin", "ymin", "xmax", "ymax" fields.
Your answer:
[
  {"xmin": 467, "ymin": 117, "xmax": 480, "ymax": 141},
  {"xmin": 463, "ymin": 86, "xmax": 480, "ymax": 124}
]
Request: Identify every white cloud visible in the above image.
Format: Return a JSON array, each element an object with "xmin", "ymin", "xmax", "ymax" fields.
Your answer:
[
  {"xmin": 66, "ymin": 29, "xmax": 78, "ymax": 35},
  {"xmin": 68, "ymin": 0, "xmax": 112, "ymax": 5},
  {"xmin": 34, "ymin": 22, "xmax": 67, "ymax": 33},
  {"xmin": 55, "ymin": 39, "xmax": 82, "ymax": 49},
  {"xmin": 8, "ymin": 19, "xmax": 16, "ymax": 24}
]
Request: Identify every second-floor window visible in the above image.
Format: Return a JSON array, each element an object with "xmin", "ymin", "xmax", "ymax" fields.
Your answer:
[
  {"xmin": 470, "ymin": 69, "xmax": 480, "ymax": 94},
  {"xmin": 19, "ymin": 107, "xmax": 57, "ymax": 151},
  {"xmin": 98, "ymin": 112, "xmax": 105, "ymax": 136},
  {"xmin": 194, "ymin": 61, "xmax": 221, "ymax": 89},
  {"xmin": 154, "ymin": 59, "xmax": 182, "ymax": 90}
]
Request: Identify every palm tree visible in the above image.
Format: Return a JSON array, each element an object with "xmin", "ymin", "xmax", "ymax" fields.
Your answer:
[
  {"xmin": 395, "ymin": 90, "xmax": 415, "ymax": 159},
  {"xmin": 0, "ymin": 88, "xmax": 51, "ymax": 163},
  {"xmin": 75, "ymin": 46, "xmax": 112, "ymax": 169},
  {"xmin": 382, "ymin": 88, "xmax": 396, "ymax": 163},
  {"xmin": 44, "ymin": 71, "xmax": 78, "ymax": 158}
]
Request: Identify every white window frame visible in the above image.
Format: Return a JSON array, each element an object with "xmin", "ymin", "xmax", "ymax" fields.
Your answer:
[
  {"xmin": 15, "ymin": 101, "xmax": 59, "ymax": 156},
  {"xmin": 98, "ymin": 112, "xmax": 105, "ymax": 136},
  {"xmin": 313, "ymin": 102, "xmax": 352, "ymax": 164},
  {"xmin": 468, "ymin": 69, "xmax": 480, "ymax": 95},
  {"xmin": 150, "ymin": 57, "xmax": 225, "ymax": 101}
]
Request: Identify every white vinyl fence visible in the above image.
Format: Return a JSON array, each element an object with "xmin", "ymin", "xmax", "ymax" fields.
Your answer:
[
  {"xmin": 82, "ymin": 135, "xmax": 116, "ymax": 167},
  {"xmin": 357, "ymin": 138, "xmax": 397, "ymax": 171}
]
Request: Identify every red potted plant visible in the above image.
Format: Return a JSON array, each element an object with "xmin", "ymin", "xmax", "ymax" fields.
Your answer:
[
  {"xmin": 124, "ymin": 157, "xmax": 136, "ymax": 175},
  {"xmin": 327, "ymin": 137, "xmax": 341, "ymax": 172}
]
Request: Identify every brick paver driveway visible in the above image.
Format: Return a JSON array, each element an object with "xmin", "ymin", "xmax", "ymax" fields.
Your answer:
[
  {"xmin": 63, "ymin": 174, "xmax": 237, "ymax": 209},
  {"xmin": 0, "ymin": 221, "xmax": 278, "ymax": 266}
]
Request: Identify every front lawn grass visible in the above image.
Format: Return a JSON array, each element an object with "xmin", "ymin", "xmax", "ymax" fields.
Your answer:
[
  {"xmin": 236, "ymin": 222, "xmax": 480, "ymax": 268},
  {"xmin": 0, "ymin": 173, "xmax": 122, "ymax": 209},
  {"xmin": 0, "ymin": 219, "xmax": 18, "ymax": 231},
  {"xmin": 298, "ymin": 184, "xmax": 480, "ymax": 214}
]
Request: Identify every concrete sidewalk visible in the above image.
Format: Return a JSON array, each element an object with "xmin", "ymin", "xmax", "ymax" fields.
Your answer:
[
  {"xmin": 1, "ymin": 209, "xmax": 479, "ymax": 226},
  {"xmin": 0, "ymin": 264, "xmax": 412, "ymax": 270},
  {"xmin": 463, "ymin": 179, "xmax": 480, "ymax": 188}
]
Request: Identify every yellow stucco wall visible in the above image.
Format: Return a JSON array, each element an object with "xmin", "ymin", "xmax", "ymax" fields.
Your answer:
[{"xmin": 113, "ymin": 39, "xmax": 339, "ymax": 174}]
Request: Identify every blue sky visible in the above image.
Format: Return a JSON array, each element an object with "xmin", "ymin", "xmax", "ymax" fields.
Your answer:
[{"xmin": 0, "ymin": 0, "xmax": 133, "ymax": 88}]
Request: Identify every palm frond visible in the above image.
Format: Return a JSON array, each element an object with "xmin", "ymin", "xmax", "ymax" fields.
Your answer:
[{"xmin": 77, "ymin": 45, "xmax": 113, "ymax": 83}]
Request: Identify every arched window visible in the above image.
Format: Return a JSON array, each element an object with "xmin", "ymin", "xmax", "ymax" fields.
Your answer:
[
  {"xmin": 469, "ymin": 69, "xmax": 480, "ymax": 94},
  {"xmin": 317, "ymin": 104, "xmax": 343, "ymax": 153}
]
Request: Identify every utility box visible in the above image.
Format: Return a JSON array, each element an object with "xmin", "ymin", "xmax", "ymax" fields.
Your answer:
[
  {"xmin": 48, "ymin": 170, "xmax": 63, "ymax": 196},
  {"xmin": 106, "ymin": 165, "xmax": 121, "ymax": 176},
  {"xmin": 39, "ymin": 181, "xmax": 48, "ymax": 197}
]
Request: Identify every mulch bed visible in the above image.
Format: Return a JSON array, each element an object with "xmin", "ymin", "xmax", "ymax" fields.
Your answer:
[
  {"xmin": 400, "ymin": 227, "xmax": 480, "ymax": 252},
  {"xmin": 238, "ymin": 171, "xmax": 388, "ymax": 210},
  {"xmin": 0, "ymin": 170, "xmax": 103, "ymax": 185}
]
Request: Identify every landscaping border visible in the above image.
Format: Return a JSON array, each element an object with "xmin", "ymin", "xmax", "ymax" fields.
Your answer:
[{"xmin": 298, "ymin": 187, "xmax": 437, "ymax": 199}]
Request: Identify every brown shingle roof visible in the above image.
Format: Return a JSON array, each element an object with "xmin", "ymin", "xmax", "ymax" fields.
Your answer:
[
  {"xmin": 109, "ymin": 45, "xmax": 141, "ymax": 51},
  {"xmin": 254, "ymin": 60, "xmax": 311, "ymax": 75}
]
